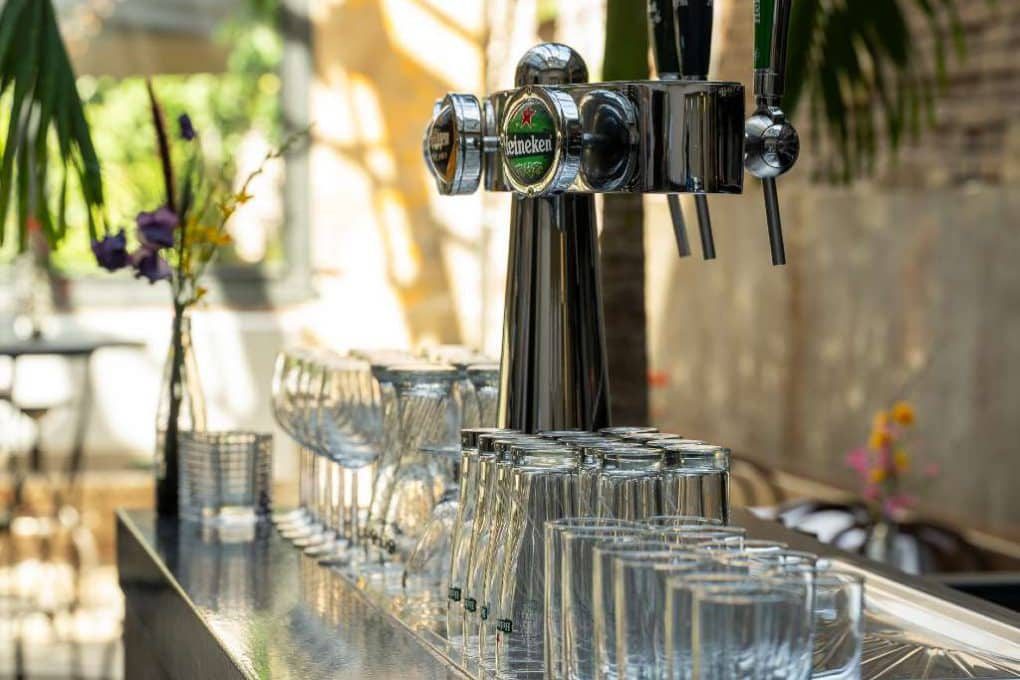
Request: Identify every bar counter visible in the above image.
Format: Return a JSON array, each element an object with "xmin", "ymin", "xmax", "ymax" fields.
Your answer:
[{"xmin": 117, "ymin": 509, "xmax": 1020, "ymax": 679}]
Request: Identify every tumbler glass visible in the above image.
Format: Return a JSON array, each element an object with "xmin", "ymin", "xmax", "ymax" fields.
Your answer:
[
  {"xmin": 382, "ymin": 364, "xmax": 459, "ymax": 562},
  {"xmin": 467, "ymin": 363, "xmax": 500, "ymax": 428},
  {"xmin": 658, "ymin": 443, "xmax": 731, "ymax": 523},
  {"xmin": 445, "ymin": 428, "xmax": 516, "ymax": 652},
  {"xmin": 663, "ymin": 571, "xmax": 770, "ymax": 680},
  {"xmin": 812, "ymin": 570, "xmax": 864, "ymax": 679},
  {"xmin": 495, "ymin": 448, "xmax": 580, "ymax": 677},
  {"xmin": 690, "ymin": 577, "xmax": 814, "ymax": 680},
  {"xmin": 565, "ymin": 537, "xmax": 674, "ymax": 680},
  {"xmin": 465, "ymin": 436, "xmax": 545, "ymax": 664},
  {"xmin": 594, "ymin": 447, "xmax": 663, "ymax": 519},
  {"xmin": 543, "ymin": 519, "xmax": 645, "ymax": 680},
  {"xmin": 600, "ymin": 426, "xmax": 659, "ymax": 437},
  {"xmin": 611, "ymin": 552, "xmax": 713, "ymax": 680}
]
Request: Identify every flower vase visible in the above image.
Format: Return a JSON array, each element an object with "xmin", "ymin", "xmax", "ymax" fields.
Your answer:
[{"xmin": 155, "ymin": 311, "xmax": 207, "ymax": 516}]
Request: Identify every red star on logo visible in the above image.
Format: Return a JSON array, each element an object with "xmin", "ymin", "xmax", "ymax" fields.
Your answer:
[{"xmin": 521, "ymin": 106, "xmax": 536, "ymax": 126}]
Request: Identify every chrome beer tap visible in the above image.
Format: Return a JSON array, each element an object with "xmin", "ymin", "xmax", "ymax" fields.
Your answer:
[
  {"xmin": 746, "ymin": 0, "xmax": 800, "ymax": 265},
  {"xmin": 422, "ymin": 2, "xmax": 799, "ymax": 431},
  {"xmin": 649, "ymin": 0, "xmax": 717, "ymax": 259}
]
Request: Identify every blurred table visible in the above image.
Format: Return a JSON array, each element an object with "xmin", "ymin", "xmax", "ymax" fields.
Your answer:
[{"xmin": 0, "ymin": 331, "xmax": 144, "ymax": 481}]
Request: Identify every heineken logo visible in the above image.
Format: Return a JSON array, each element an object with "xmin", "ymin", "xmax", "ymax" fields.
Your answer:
[{"xmin": 503, "ymin": 97, "xmax": 557, "ymax": 187}]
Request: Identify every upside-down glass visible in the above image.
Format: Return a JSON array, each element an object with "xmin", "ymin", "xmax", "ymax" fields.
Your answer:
[
  {"xmin": 595, "ymin": 448, "xmax": 664, "ymax": 520},
  {"xmin": 443, "ymin": 428, "xmax": 518, "ymax": 652},
  {"xmin": 544, "ymin": 519, "xmax": 645, "ymax": 680},
  {"xmin": 463, "ymin": 435, "xmax": 544, "ymax": 664},
  {"xmin": 467, "ymin": 363, "xmax": 500, "ymax": 428},
  {"xmin": 494, "ymin": 448, "xmax": 581, "ymax": 677},
  {"xmin": 690, "ymin": 577, "xmax": 814, "ymax": 680},
  {"xmin": 658, "ymin": 443, "xmax": 731, "ymax": 523},
  {"xmin": 381, "ymin": 364, "xmax": 459, "ymax": 562},
  {"xmin": 812, "ymin": 570, "xmax": 864, "ymax": 679}
]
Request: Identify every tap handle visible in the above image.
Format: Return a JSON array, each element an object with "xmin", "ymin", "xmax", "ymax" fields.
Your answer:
[
  {"xmin": 423, "ymin": 93, "xmax": 484, "ymax": 195},
  {"xmin": 754, "ymin": 0, "xmax": 793, "ymax": 105},
  {"xmin": 675, "ymin": 0, "xmax": 714, "ymax": 81},
  {"xmin": 648, "ymin": 0, "xmax": 681, "ymax": 78}
]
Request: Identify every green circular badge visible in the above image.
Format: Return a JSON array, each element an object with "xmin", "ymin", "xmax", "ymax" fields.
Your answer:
[{"xmin": 503, "ymin": 97, "xmax": 557, "ymax": 187}]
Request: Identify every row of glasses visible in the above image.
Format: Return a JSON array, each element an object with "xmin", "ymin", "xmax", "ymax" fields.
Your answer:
[
  {"xmin": 543, "ymin": 515, "xmax": 865, "ymax": 679},
  {"xmin": 440, "ymin": 426, "xmax": 736, "ymax": 676},
  {"xmin": 269, "ymin": 345, "xmax": 500, "ymax": 580}
]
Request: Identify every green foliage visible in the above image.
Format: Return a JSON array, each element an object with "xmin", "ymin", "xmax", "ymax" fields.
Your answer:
[
  {"xmin": 51, "ymin": 6, "xmax": 283, "ymax": 274},
  {"xmin": 784, "ymin": 0, "xmax": 968, "ymax": 182},
  {"xmin": 0, "ymin": 0, "xmax": 103, "ymax": 249},
  {"xmin": 603, "ymin": 0, "xmax": 650, "ymax": 81}
]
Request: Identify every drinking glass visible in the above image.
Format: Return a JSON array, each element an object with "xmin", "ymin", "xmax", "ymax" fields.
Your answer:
[
  {"xmin": 594, "ymin": 447, "xmax": 663, "ymax": 519},
  {"xmin": 565, "ymin": 537, "xmax": 673, "ymax": 680},
  {"xmin": 812, "ymin": 570, "xmax": 864, "ymax": 679},
  {"xmin": 690, "ymin": 577, "xmax": 814, "ymax": 680},
  {"xmin": 600, "ymin": 426, "xmax": 659, "ymax": 437},
  {"xmin": 467, "ymin": 362, "xmax": 500, "ymax": 428},
  {"xmin": 444, "ymin": 428, "xmax": 515, "ymax": 653},
  {"xmin": 544, "ymin": 519, "xmax": 645, "ymax": 680},
  {"xmin": 611, "ymin": 552, "xmax": 713, "ymax": 679},
  {"xmin": 271, "ymin": 349, "xmax": 309, "ymax": 526},
  {"xmin": 381, "ymin": 364, "xmax": 458, "ymax": 563},
  {"xmin": 494, "ymin": 448, "xmax": 580, "ymax": 677},
  {"xmin": 463, "ymin": 435, "xmax": 544, "ymax": 663},
  {"xmin": 658, "ymin": 443, "xmax": 731, "ymax": 523}
]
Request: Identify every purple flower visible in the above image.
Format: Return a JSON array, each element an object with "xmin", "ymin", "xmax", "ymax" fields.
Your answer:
[
  {"xmin": 178, "ymin": 114, "xmax": 196, "ymax": 141},
  {"xmin": 129, "ymin": 246, "xmax": 172, "ymax": 284},
  {"xmin": 91, "ymin": 229, "xmax": 129, "ymax": 271},
  {"xmin": 136, "ymin": 207, "xmax": 178, "ymax": 248}
]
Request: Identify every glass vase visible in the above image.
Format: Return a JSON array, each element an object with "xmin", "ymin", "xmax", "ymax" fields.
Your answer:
[{"xmin": 155, "ymin": 311, "xmax": 207, "ymax": 516}]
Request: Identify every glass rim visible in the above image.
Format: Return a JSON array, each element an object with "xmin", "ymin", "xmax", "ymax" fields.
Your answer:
[{"xmin": 545, "ymin": 517, "xmax": 645, "ymax": 531}]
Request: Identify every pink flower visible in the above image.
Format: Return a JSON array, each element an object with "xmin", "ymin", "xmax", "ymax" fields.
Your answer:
[
  {"xmin": 883, "ymin": 494, "xmax": 917, "ymax": 516},
  {"xmin": 862, "ymin": 484, "xmax": 881, "ymax": 501},
  {"xmin": 845, "ymin": 447, "xmax": 871, "ymax": 474}
]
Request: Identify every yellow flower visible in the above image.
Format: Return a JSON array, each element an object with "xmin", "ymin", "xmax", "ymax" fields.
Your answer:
[
  {"xmin": 891, "ymin": 401, "xmax": 915, "ymax": 426},
  {"xmin": 872, "ymin": 411, "xmax": 889, "ymax": 432},
  {"xmin": 893, "ymin": 450, "xmax": 910, "ymax": 473},
  {"xmin": 869, "ymin": 429, "xmax": 892, "ymax": 451},
  {"xmin": 868, "ymin": 467, "xmax": 887, "ymax": 484}
]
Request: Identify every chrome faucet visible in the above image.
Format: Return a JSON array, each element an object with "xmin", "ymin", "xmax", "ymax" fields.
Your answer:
[{"xmin": 423, "ymin": 1, "xmax": 799, "ymax": 431}]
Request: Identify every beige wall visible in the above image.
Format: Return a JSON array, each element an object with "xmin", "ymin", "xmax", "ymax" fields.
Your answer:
[{"xmin": 647, "ymin": 1, "xmax": 1020, "ymax": 534}]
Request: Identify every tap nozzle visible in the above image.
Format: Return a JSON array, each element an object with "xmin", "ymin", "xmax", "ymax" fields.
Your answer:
[
  {"xmin": 649, "ymin": 0, "xmax": 716, "ymax": 259},
  {"xmin": 746, "ymin": 0, "xmax": 798, "ymax": 265}
]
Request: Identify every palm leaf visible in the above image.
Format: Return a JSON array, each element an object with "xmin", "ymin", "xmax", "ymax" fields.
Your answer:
[
  {"xmin": 785, "ymin": 0, "xmax": 969, "ymax": 182},
  {"xmin": 0, "ymin": 0, "xmax": 104, "ymax": 247}
]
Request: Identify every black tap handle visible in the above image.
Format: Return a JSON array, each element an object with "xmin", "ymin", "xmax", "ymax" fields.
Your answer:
[
  {"xmin": 675, "ymin": 0, "xmax": 714, "ymax": 80},
  {"xmin": 667, "ymin": 194, "xmax": 692, "ymax": 257},
  {"xmin": 754, "ymin": 0, "xmax": 794, "ymax": 105},
  {"xmin": 648, "ymin": 0, "xmax": 681, "ymax": 78}
]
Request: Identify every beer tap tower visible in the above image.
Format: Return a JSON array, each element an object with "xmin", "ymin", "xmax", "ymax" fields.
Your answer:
[{"xmin": 423, "ymin": 1, "xmax": 799, "ymax": 433}]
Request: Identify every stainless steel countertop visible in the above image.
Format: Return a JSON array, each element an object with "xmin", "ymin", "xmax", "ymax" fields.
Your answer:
[
  {"xmin": 117, "ymin": 508, "xmax": 1020, "ymax": 679},
  {"xmin": 117, "ymin": 509, "xmax": 467, "ymax": 679}
]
